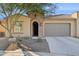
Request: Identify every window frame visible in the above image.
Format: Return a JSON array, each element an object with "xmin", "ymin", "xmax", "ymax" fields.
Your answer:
[{"xmin": 13, "ymin": 21, "xmax": 23, "ymax": 33}]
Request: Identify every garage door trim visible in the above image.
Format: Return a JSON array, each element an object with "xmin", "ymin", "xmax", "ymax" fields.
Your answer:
[{"xmin": 44, "ymin": 23, "xmax": 71, "ymax": 36}]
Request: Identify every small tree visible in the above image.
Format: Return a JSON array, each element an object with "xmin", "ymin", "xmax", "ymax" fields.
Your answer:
[
  {"xmin": 0, "ymin": 3, "xmax": 56, "ymax": 37},
  {"xmin": 18, "ymin": 3, "xmax": 56, "ymax": 39},
  {"xmin": 0, "ymin": 3, "xmax": 26, "ymax": 37},
  {"xmin": 18, "ymin": 3, "xmax": 56, "ymax": 20},
  {"xmin": 0, "ymin": 3, "xmax": 56, "ymax": 50}
]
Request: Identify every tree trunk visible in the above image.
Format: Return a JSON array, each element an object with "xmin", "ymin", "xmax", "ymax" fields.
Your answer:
[{"xmin": 0, "ymin": 24, "xmax": 13, "ymax": 37}]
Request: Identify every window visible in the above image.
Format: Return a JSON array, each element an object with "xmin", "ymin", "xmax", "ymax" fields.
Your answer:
[{"xmin": 14, "ymin": 21, "xmax": 23, "ymax": 33}]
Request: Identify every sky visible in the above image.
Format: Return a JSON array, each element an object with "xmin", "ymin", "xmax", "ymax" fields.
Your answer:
[
  {"xmin": 0, "ymin": 3, "xmax": 79, "ymax": 19},
  {"xmin": 55, "ymin": 3, "xmax": 79, "ymax": 14}
]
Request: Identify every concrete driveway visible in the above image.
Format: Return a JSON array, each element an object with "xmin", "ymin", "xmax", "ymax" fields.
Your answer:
[{"xmin": 46, "ymin": 37, "xmax": 79, "ymax": 56}]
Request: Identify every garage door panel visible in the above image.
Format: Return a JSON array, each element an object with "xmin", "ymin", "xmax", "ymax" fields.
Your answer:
[{"xmin": 44, "ymin": 23, "xmax": 70, "ymax": 36}]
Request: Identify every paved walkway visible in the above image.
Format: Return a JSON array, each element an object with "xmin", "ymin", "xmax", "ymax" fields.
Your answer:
[
  {"xmin": 3, "ymin": 49, "xmax": 24, "ymax": 56},
  {"xmin": 46, "ymin": 37, "xmax": 79, "ymax": 56},
  {"xmin": 1, "ymin": 42, "xmax": 24, "ymax": 56}
]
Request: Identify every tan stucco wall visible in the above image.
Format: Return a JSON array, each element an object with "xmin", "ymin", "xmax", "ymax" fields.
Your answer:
[
  {"xmin": 4, "ymin": 16, "xmax": 77, "ymax": 37},
  {"xmin": 43, "ymin": 19, "xmax": 76, "ymax": 37},
  {"xmin": 71, "ymin": 13, "xmax": 77, "ymax": 18},
  {"xmin": 4, "ymin": 16, "xmax": 31, "ymax": 37},
  {"xmin": 76, "ymin": 13, "xmax": 79, "ymax": 37},
  {"xmin": 1, "ymin": 13, "xmax": 79, "ymax": 37},
  {"xmin": 12, "ymin": 16, "xmax": 31, "ymax": 37},
  {"xmin": 22, "ymin": 17, "xmax": 31, "ymax": 37},
  {"xmin": 71, "ymin": 12, "xmax": 79, "ymax": 37}
]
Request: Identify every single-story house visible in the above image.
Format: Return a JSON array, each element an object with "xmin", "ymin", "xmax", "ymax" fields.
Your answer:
[{"xmin": 0, "ymin": 12, "xmax": 79, "ymax": 38}]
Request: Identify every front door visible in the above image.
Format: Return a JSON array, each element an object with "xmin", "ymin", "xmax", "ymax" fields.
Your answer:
[{"xmin": 33, "ymin": 22, "xmax": 38, "ymax": 36}]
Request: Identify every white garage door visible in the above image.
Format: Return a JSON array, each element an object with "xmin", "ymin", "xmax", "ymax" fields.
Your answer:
[{"xmin": 44, "ymin": 23, "xmax": 70, "ymax": 36}]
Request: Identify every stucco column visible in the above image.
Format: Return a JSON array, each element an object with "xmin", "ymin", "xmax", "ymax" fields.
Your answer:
[
  {"xmin": 76, "ymin": 17, "xmax": 79, "ymax": 37},
  {"xmin": 39, "ymin": 24, "xmax": 43, "ymax": 37},
  {"xmin": 39, "ymin": 18, "xmax": 44, "ymax": 38},
  {"xmin": 76, "ymin": 12, "xmax": 79, "ymax": 37}
]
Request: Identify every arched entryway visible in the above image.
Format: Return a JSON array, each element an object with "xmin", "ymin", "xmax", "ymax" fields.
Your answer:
[{"xmin": 33, "ymin": 21, "xmax": 39, "ymax": 36}]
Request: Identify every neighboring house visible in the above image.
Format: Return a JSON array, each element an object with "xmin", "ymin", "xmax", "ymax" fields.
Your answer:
[
  {"xmin": 0, "ymin": 25, "xmax": 5, "ymax": 37},
  {"xmin": 0, "ymin": 12, "xmax": 79, "ymax": 38}
]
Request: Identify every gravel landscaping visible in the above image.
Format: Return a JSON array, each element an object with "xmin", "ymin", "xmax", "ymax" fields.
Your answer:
[{"xmin": 20, "ymin": 38, "xmax": 50, "ymax": 53}]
